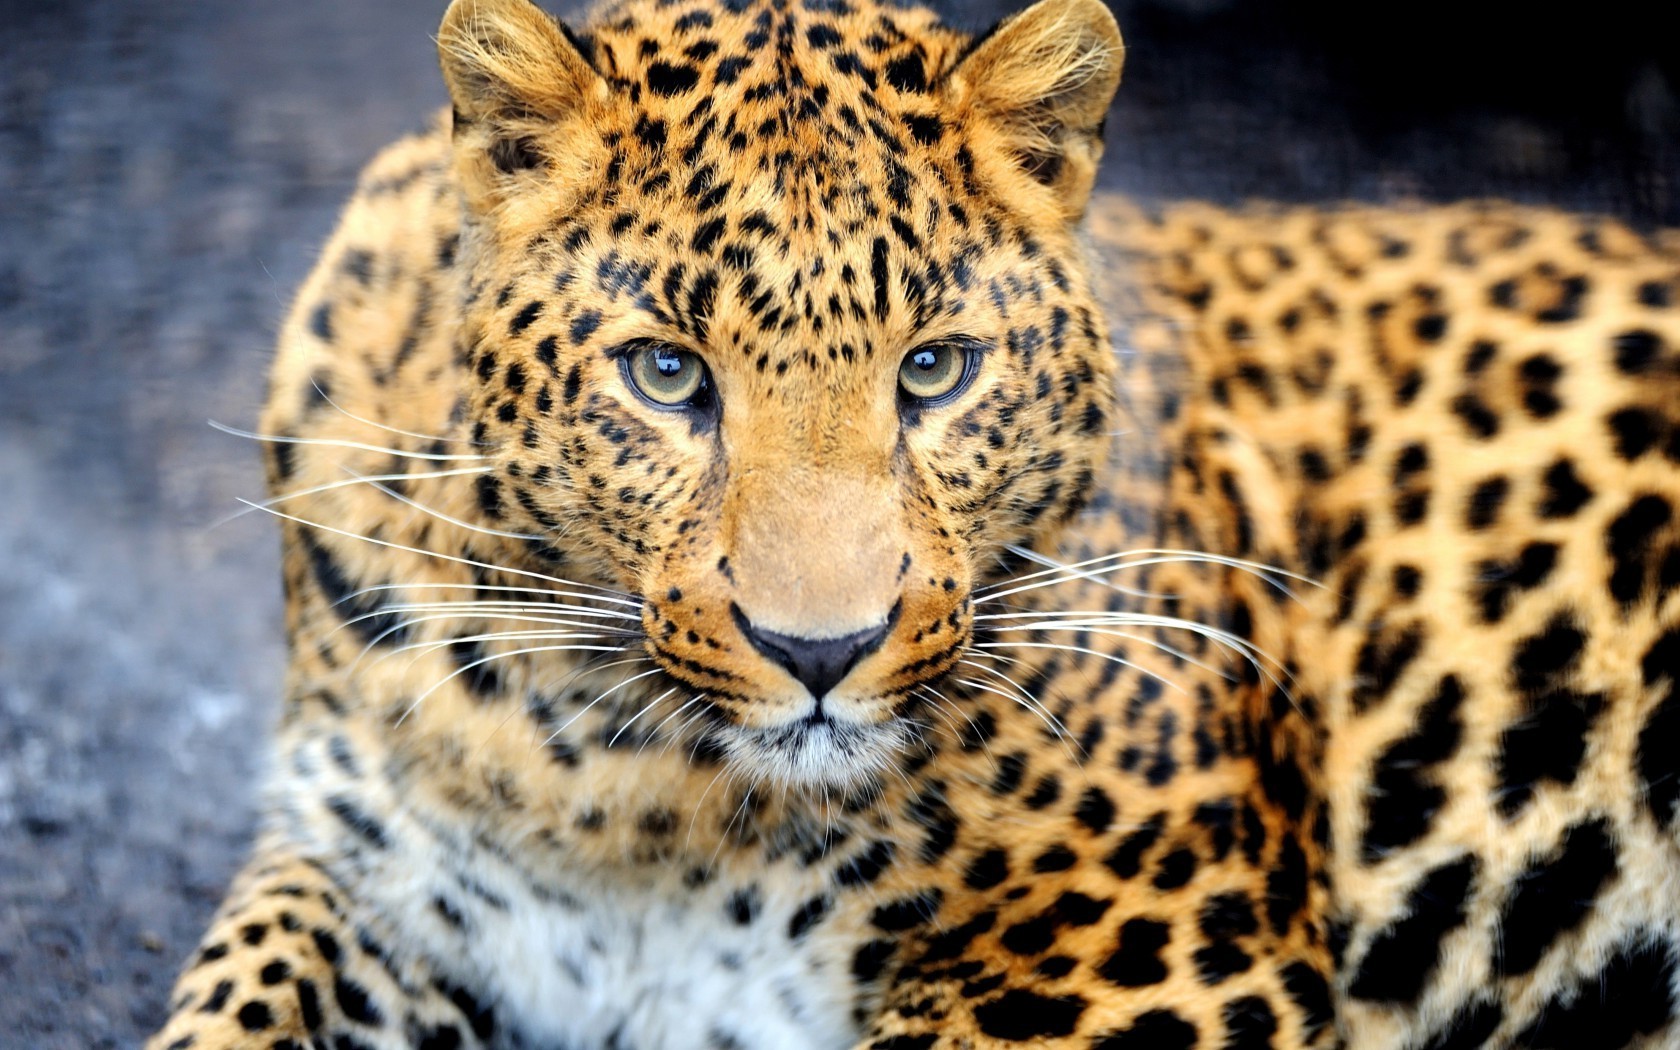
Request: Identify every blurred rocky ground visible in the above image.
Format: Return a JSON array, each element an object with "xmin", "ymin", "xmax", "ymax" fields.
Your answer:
[{"xmin": 0, "ymin": 0, "xmax": 1673, "ymax": 1046}]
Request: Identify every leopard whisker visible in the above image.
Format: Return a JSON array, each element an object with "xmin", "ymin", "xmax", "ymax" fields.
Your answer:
[
  {"xmin": 384, "ymin": 630, "xmax": 632, "ymax": 665},
  {"xmin": 353, "ymin": 610, "xmax": 641, "ymax": 658},
  {"xmin": 912, "ymin": 685, "xmax": 965, "ymax": 742},
  {"xmin": 398, "ymin": 644, "xmax": 645, "ymax": 726},
  {"xmin": 607, "ymin": 686, "xmax": 681, "ymax": 748},
  {"xmin": 979, "ymin": 609, "xmax": 1264, "ymax": 669},
  {"xmin": 343, "ymin": 613, "xmax": 636, "ymax": 674},
  {"xmin": 685, "ymin": 761, "xmax": 737, "ymax": 854},
  {"xmin": 993, "ymin": 544, "xmax": 1161, "ymax": 600},
  {"xmin": 954, "ymin": 652, "xmax": 1048, "ymax": 709},
  {"xmin": 237, "ymin": 499, "xmax": 635, "ymax": 599},
  {"xmin": 972, "ymin": 640, "xmax": 1186, "ymax": 694},
  {"xmin": 346, "ymin": 580, "xmax": 643, "ymax": 608},
  {"xmin": 210, "ymin": 466, "xmax": 491, "ymax": 529},
  {"xmin": 914, "ymin": 685, "xmax": 999, "ymax": 781},
  {"xmin": 540, "ymin": 665, "xmax": 667, "ymax": 746},
  {"xmin": 378, "ymin": 600, "xmax": 641, "ymax": 623},
  {"xmin": 669, "ymin": 705, "xmax": 715, "ymax": 762},
  {"xmin": 951, "ymin": 657, "xmax": 1078, "ymax": 750},
  {"xmin": 350, "ymin": 469, "xmax": 547, "ymax": 543},
  {"xmin": 978, "ymin": 610, "xmax": 1290, "ymax": 694},
  {"xmin": 638, "ymin": 694, "xmax": 707, "ymax": 757},
  {"xmin": 950, "ymin": 672, "xmax": 1069, "ymax": 744},
  {"xmin": 307, "ymin": 377, "xmax": 485, "ymax": 445},
  {"xmin": 979, "ymin": 546, "xmax": 1317, "ymax": 603},
  {"xmin": 995, "ymin": 621, "xmax": 1241, "ymax": 684},
  {"xmin": 211, "ymin": 420, "xmax": 491, "ymax": 461},
  {"xmin": 711, "ymin": 781, "xmax": 758, "ymax": 869}
]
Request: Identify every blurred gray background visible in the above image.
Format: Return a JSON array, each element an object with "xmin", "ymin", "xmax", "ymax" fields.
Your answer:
[{"xmin": 1, "ymin": 0, "xmax": 1675, "ymax": 1046}]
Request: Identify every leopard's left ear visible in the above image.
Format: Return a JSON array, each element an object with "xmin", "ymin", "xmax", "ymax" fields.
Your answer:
[
  {"xmin": 948, "ymin": 0, "xmax": 1124, "ymax": 220},
  {"xmin": 438, "ymin": 0, "xmax": 607, "ymax": 211}
]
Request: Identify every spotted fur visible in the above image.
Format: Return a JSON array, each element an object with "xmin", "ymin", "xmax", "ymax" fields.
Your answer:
[{"xmin": 148, "ymin": 0, "xmax": 1680, "ymax": 1047}]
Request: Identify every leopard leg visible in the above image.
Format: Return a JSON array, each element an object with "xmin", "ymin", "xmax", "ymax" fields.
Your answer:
[{"xmin": 147, "ymin": 849, "xmax": 493, "ymax": 1050}]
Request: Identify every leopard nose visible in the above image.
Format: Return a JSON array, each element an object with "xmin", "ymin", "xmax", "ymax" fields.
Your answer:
[{"xmin": 731, "ymin": 604, "xmax": 895, "ymax": 698}]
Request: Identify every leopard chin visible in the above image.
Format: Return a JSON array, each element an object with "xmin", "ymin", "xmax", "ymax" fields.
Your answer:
[{"xmin": 709, "ymin": 703, "xmax": 916, "ymax": 790}]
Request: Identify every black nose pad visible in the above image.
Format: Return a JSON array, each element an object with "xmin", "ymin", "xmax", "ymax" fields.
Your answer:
[{"xmin": 731, "ymin": 605, "xmax": 894, "ymax": 699}]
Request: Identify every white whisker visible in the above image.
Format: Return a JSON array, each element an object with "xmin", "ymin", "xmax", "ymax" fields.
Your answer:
[
  {"xmin": 639, "ymin": 695, "xmax": 707, "ymax": 757},
  {"xmin": 972, "ymin": 640, "xmax": 1186, "ymax": 694},
  {"xmin": 397, "ymin": 644, "xmax": 640, "ymax": 726},
  {"xmin": 541, "ymin": 666, "xmax": 666, "ymax": 746},
  {"xmin": 952, "ymin": 658, "xmax": 1077, "ymax": 749},
  {"xmin": 385, "ymin": 630, "xmax": 630, "ymax": 664},
  {"xmin": 685, "ymin": 762, "xmax": 736, "ymax": 853},
  {"xmin": 210, "ymin": 466, "xmax": 490, "ymax": 529},
  {"xmin": 350, "ymin": 469, "xmax": 546, "ymax": 542},
  {"xmin": 977, "ymin": 610, "xmax": 1290, "ymax": 694},
  {"xmin": 236, "ymin": 499, "xmax": 640, "ymax": 602},
  {"xmin": 306, "ymin": 378, "xmax": 481, "ymax": 445},
  {"xmin": 979, "ymin": 545, "xmax": 1317, "ymax": 604},
  {"xmin": 210, "ymin": 420, "xmax": 489, "ymax": 461},
  {"xmin": 380, "ymin": 599, "xmax": 640, "ymax": 621},
  {"xmin": 346, "ymin": 580, "xmax": 642, "ymax": 609},
  {"xmin": 342, "ymin": 612, "xmax": 636, "ymax": 673},
  {"xmin": 353, "ymin": 610, "xmax": 638, "ymax": 641},
  {"xmin": 607, "ymin": 687, "xmax": 680, "ymax": 748}
]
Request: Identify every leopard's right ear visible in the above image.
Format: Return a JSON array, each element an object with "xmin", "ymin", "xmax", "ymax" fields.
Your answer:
[{"xmin": 438, "ymin": 0, "xmax": 607, "ymax": 209}]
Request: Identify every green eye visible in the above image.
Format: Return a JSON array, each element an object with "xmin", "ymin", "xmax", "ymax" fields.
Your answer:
[
  {"xmin": 899, "ymin": 341, "xmax": 976, "ymax": 404},
  {"xmin": 625, "ymin": 344, "xmax": 708, "ymax": 407}
]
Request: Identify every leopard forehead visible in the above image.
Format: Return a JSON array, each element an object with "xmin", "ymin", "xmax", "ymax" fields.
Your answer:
[
  {"xmin": 446, "ymin": 0, "xmax": 1123, "ymax": 572},
  {"xmin": 448, "ymin": 0, "xmax": 1112, "ymax": 368},
  {"xmin": 547, "ymin": 0, "xmax": 973, "ymax": 243}
]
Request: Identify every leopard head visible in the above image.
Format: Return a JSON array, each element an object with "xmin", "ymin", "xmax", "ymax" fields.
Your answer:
[{"xmin": 438, "ymin": 0, "xmax": 1123, "ymax": 786}]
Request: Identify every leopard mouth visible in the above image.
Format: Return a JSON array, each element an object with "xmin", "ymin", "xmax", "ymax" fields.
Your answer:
[{"xmin": 708, "ymin": 700, "xmax": 916, "ymax": 789}]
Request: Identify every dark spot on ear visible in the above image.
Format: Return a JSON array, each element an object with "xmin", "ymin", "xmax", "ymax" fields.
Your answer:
[
  {"xmin": 1280, "ymin": 962, "xmax": 1333, "ymax": 1035},
  {"xmin": 201, "ymin": 978, "xmax": 234, "ymax": 1012},
  {"xmin": 1538, "ymin": 458, "xmax": 1593, "ymax": 518},
  {"xmin": 715, "ymin": 55, "xmax": 751, "ymax": 84}
]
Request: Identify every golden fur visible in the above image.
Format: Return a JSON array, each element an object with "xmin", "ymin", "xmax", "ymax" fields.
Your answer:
[{"xmin": 148, "ymin": 0, "xmax": 1680, "ymax": 1047}]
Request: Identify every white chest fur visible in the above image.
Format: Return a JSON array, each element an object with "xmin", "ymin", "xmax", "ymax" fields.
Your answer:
[{"xmin": 358, "ymin": 831, "xmax": 864, "ymax": 1050}]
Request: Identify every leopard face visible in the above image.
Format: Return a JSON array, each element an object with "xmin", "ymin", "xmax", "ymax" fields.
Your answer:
[{"xmin": 440, "ymin": 0, "xmax": 1123, "ymax": 785}]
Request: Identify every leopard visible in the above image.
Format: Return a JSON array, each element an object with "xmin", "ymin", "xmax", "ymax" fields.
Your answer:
[{"xmin": 145, "ymin": 0, "xmax": 1680, "ymax": 1046}]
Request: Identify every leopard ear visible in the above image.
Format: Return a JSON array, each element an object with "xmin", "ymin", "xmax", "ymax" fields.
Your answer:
[
  {"xmin": 950, "ymin": 0, "xmax": 1124, "ymax": 219},
  {"xmin": 437, "ymin": 0, "xmax": 606, "ymax": 209}
]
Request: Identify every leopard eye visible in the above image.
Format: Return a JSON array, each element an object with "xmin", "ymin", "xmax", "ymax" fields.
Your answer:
[
  {"xmin": 624, "ymin": 344, "xmax": 709, "ymax": 407},
  {"xmin": 898, "ymin": 340, "xmax": 979, "ymax": 406}
]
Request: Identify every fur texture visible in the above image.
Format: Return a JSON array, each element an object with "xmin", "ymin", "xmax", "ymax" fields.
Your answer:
[{"xmin": 148, "ymin": 0, "xmax": 1680, "ymax": 1047}]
